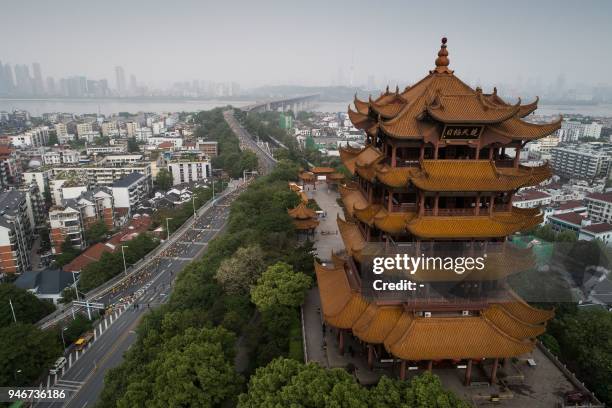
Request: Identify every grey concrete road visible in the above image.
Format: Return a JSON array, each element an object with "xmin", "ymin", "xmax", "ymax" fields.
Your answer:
[{"xmin": 34, "ymin": 187, "xmax": 244, "ymax": 408}]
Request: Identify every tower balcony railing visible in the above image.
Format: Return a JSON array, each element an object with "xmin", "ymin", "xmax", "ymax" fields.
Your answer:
[
  {"xmin": 391, "ymin": 203, "xmax": 417, "ymax": 213},
  {"xmin": 494, "ymin": 159, "xmax": 515, "ymax": 168},
  {"xmin": 423, "ymin": 206, "xmax": 513, "ymax": 217}
]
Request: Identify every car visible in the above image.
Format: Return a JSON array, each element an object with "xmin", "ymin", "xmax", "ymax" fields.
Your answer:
[{"xmin": 49, "ymin": 357, "xmax": 67, "ymax": 375}]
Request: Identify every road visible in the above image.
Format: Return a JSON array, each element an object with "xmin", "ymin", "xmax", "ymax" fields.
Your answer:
[
  {"xmin": 32, "ymin": 111, "xmax": 272, "ymax": 407},
  {"xmin": 223, "ymin": 109, "xmax": 277, "ymax": 175},
  {"xmin": 35, "ymin": 186, "xmax": 244, "ymax": 408}
]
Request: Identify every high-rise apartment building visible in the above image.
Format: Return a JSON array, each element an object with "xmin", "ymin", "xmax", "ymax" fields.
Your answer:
[{"xmin": 115, "ymin": 66, "xmax": 126, "ymax": 95}]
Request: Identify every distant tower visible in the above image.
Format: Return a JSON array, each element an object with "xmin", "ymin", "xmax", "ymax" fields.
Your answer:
[
  {"xmin": 115, "ymin": 66, "xmax": 126, "ymax": 95},
  {"xmin": 129, "ymin": 74, "xmax": 137, "ymax": 94},
  {"xmin": 32, "ymin": 62, "xmax": 45, "ymax": 95}
]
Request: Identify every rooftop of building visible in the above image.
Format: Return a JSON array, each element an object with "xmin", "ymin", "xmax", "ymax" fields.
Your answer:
[
  {"xmin": 0, "ymin": 190, "xmax": 25, "ymax": 226},
  {"xmin": 586, "ymin": 191, "xmax": 612, "ymax": 204},
  {"xmin": 581, "ymin": 222, "xmax": 612, "ymax": 234},
  {"xmin": 513, "ymin": 190, "xmax": 551, "ymax": 202},
  {"xmin": 549, "ymin": 211, "xmax": 586, "ymax": 225},
  {"xmin": 112, "ymin": 172, "xmax": 146, "ymax": 188},
  {"xmin": 553, "ymin": 200, "xmax": 586, "ymax": 211},
  {"xmin": 14, "ymin": 268, "xmax": 74, "ymax": 295}
]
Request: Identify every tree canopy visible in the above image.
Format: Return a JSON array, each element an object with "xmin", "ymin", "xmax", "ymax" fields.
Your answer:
[
  {"xmin": 0, "ymin": 283, "xmax": 55, "ymax": 326},
  {"xmin": 238, "ymin": 358, "xmax": 470, "ymax": 408},
  {"xmin": 215, "ymin": 245, "xmax": 265, "ymax": 295},
  {"xmin": 155, "ymin": 168, "xmax": 173, "ymax": 191},
  {"xmin": 251, "ymin": 262, "xmax": 311, "ymax": 312},
  {"xmin": 0, "ymin": 323, "xmax": 61, "ymax": 387}
]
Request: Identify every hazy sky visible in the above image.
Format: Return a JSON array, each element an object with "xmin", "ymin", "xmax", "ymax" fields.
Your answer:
[{"xmin": 1, "ymin": 0, "xmax": 610, "ymax": 89}]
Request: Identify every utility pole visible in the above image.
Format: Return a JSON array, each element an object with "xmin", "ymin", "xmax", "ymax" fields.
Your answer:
[
  {"xmin": 8, "ymin": 299, "xmax": 16, "ymax": 323},
  {"xmin": 121, "ymin": 245, "xmax": 129, "ymax": 276},
  {"xmin": 166, "ymin": 218, "xmax": 173, "ymax": 241},
  {"xmin": 71, "ymin": 271, "xmax": 80, "ymax": 301}
]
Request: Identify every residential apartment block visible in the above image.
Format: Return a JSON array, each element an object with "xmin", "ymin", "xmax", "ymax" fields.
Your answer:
[{"xmin": 0, "ymin": 190, "xmax": 33, "ymax": 275}]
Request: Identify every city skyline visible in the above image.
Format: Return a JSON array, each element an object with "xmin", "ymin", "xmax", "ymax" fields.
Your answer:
[{"xmin": 0, "ymin": 0, "xmax": 611, "ymax": 92}]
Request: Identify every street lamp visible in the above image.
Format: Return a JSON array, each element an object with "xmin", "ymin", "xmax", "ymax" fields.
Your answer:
[
  {"xmin": 191, "ymin": 196, "xmax": 197, "ymax": 219},
  {"xmin": 60, "ymin": 327, "xmax": 68, "ymax": 349},
  {"xmin": 121, "ymin": 245, "xmax": 129, "ymax": 276},
  {"xmin": 71, "ymin": 272, "xmax": 80, "ymax": 301},
  {"xmin": 166, "ymin": 218, "xmax": 173, "ymax": 241}
]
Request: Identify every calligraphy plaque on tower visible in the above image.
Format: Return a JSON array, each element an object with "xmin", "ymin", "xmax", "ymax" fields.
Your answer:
[{"xmin": 441, "ymin": 124, "xmax": 484, "ymax": 140}]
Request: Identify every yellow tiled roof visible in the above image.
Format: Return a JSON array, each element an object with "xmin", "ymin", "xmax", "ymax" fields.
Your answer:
[
  {"xmin": 314, "ymin": 261, "xmax": 367, "ymax": 329},
  {"xmin": 288, "ymin": 202, "xmax": 317, "ymax": 219},
  {"xmin": 337, "ymin": 215, "xmax": 365, "ymax": 261},
  {"xmin": 406, "ymin": 209, "xmax": 543, "ymax": 239},
  {"xmin": 412, "ymin": 160, "xmax": 552, "ymax": 192},
  {"xmin": 496, "ymin": 290, "xmax": 555, "ymax": 324},
  {"xmin": 483, "ymin": 305, "xmax": 546, "ymax": 339},
  {"xmin": 339, "ymin": 184, "xmax": 368, "ymax": 218},
  {"xmin": 339, "ymin": 145, "xmax": 383, "ymax": 175},
  {"xmin": 340, "ymin": 147, "xmax": 551, "ymax": 191},
  {"xmin": 373, "ymin": 210, "xmax": 417, "ymax": 234},
  {"xmin": 292, "ymin": 218, "xmax": 319, "ymax": 230},
  {"xmin": 385, "ymin": 315, "xmax": 534, "ymax": 360},
  {"xmin": 349, "ymin": 41, "xmax": 559, "ymax": 142},
  {"xmin": 315, "ymin": 260, "xmax": 553, "ymax": 360},
  {"xmin": 353, "ymin": 304, "xmax": 404, "ymax": 344},
  {"xmin": 374, "ymin": 165, "xmax": 418, "ymax": 188},
  {"xmin": 427, "ymin": 93, "xmax": 520, "ymax": 124}
]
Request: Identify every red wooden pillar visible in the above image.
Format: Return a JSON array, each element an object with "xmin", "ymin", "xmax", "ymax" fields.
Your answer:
[
  {"xmin": 367, "ymin": 345, "xmax": 374, "ymax": 370},
  {"xmin": 490, "ymin": 358, "xmax": 499, "ymax": 384},
  {"xmin": 514, "ymin": 147, "xmax": 520, "ymax": 168},
  {"xmin": 434, "ymin": 143, "xmax": 439, "ymax": 159},
  {"xmin": 391, "ymin": 144, "xmax": 397, "ymax": 167},
  {"xmin": 489, "ymin": 194, "xmax": 495, "ymax": 215},
  {"xmin": 475, "ymin": 194, "xmax": 481, "ymax": 216},
  {"xmin": 420, "ymin": 144, "xmax": 425, "ymax": 161},
  {"xmin": 419, "ymin": 192, "xmax": 425, "ymax": 216},
  {"xmin": 465, "ymin": 360, "xmax": 473, "ymax": 386},
  {"xmin": 427, "ymin": 360, "xmax": 433, "ymax": 372},
  {"xmin": 489, "ymin": 145, "xmax": 494, "ymax": 160},
  {"xmin": 400, "ymin": 360, "xmax": 407, "ymax": 380},
  {"xmin": 388, "ymin": 190, "xmax": 393, "ymax": 212},
  {"xmin": 433, "ymin": 193, "xmax": 439, "ymax": 216},
  {"xmin": 338, "ymin": 330, "xmax": 345, "ymax": 355}
]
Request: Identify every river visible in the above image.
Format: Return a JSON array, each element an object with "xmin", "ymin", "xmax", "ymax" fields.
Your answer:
[{"xmin": 1, "ymin": 98, "xmax": 611, "ymax": 117}]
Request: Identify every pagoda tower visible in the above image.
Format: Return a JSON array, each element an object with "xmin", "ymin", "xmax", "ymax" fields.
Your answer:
[{"xmin": 315, "ymin": 38, "xmax": 559, "ymax": 385}]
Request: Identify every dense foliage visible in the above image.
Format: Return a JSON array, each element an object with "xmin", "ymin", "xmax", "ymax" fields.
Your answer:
[
  {"xmin": 85, "ymin": 220, "xmax": 110, "ymax": 245},
  {"xmin": 54, "ymin": 237, "xmax": 81, "ymax": 267},
  {"xmin": 546, "ymin": 307, "xmax": 612, "ymax": 404},
  {"xmin": 238, "ymin": 358, "xmax": 471, "ymax": 408},
  {"xmin": 194, "ymin": 108, "xmax": 258, "ymax": 178},
  {"xmin": 0, "ymin": 283, "xmax": 56, "ymax": 326},
  {"xmin": 0, "ymin": 323, "xmax": 62, "ymax": 387},
  {"xmin": 154, "ymin": 168, "xmax": 173, "ymax": 190}
]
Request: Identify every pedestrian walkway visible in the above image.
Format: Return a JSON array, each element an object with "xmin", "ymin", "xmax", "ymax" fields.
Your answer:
[{"xmin": 304, "ymin": 183, "xmax": 344, "ymax": 261}]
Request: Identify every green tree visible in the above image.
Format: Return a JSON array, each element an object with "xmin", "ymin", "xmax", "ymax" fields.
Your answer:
[
  {"xmin": 214, "ymin": 245, "xmax": 265, "ymax": 295},
  {"xmin": 155, "ymin": 168, "xmax": 173, "ymax": 191},
  {"xmin": 556, "ymin": 230, "xmax": 577, "ymax": 242},
  {"xmin": 127, "ymin": 137, "xmax": 140, "ymax": 153},
  {"xmin": 116, "ymin": 327, "xmax": 241, "ymax": 408},
  {"xmin": 548, "ymin": 308, "xmax": 612, "ymax": 404},
  {"xmin": 0, "ymin": 323, "xmax": 61, "ymax": 386},
  {"xmin": 250, "ymin": 262, "xmax": 311, "ymax": 312},
  {"xmin": 47, "ymin": 132, "xmax": 59, "ymax": 146},
  {"xmin": 85, "ymin": 220, "xmax": 109, "ymax": 244},
  {"xmin": 0, "ymin": 283, "xmax": 56, "ymax": 326},
  {"xmin": 237, "ymin": 358, "xmax": 369, "ymax": 407},
  {"xmin": 54, "ymin": 237, "xmax": 81, "ymax": 267}
]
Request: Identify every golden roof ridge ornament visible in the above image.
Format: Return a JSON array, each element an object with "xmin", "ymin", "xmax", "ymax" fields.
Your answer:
[{"xmin": 430, "ymin": 37, "xmax": 454, "ymax": 75}]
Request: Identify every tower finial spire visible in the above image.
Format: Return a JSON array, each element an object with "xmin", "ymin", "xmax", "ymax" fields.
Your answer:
[{"xmin": 431, "ymin": 37, "xmax": 453, "ymax": 74}]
